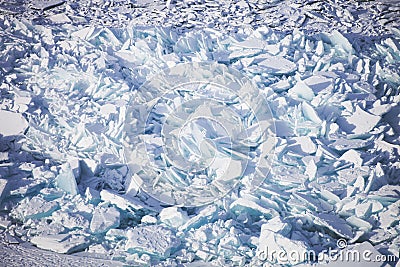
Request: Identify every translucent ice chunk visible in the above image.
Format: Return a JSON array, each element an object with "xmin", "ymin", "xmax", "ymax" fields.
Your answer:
[
  {"xmin": 31, "ymin": 234, "xmax": 90, "ymax": 254},
  {"xmin": 55, "ymin": 163, "xmax": 78, "ymax": 195},
  {"xmin": 302, "ymin": 102, "xmax": 322, "ymax": 124}
]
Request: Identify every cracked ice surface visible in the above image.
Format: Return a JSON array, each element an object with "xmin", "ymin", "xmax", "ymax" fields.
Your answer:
[{"xmin": 0, "ymin": 5, "xmax": 399, "ymax": 267}]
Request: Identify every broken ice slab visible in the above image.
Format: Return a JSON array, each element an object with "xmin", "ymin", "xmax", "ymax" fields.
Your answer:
[
  {"xmin": 179, "ymin": 205, "xmax": 218, "ymax": 232},
  {"xmin": 159, "ymin": 207, "xmax": 189, "ymax": 228},
  {"xmin": 271, "ymin": 165, "xmax": 308, "ymax": 185},
  {"xmin": 230, "ymin": 197, "xmax": 278, "ymax": 218},
  {"xmin": 0, "ymin": 216, "xmax": 11, "ymax": 229},
  {"xmin": 302, "ymin": 75, "xmax": 334, "ymax": 94},
  {"xmin": 368, "ymin": 185, "xmax": 400, "ymax": 205},
  {"xmin": 52, "ymin": 210, "xmax": 89, "ymax": 230},
  {"xmin": 100, "ymin": 189, "xmax": 159, "ymax": 212},
  {"xmin": 48, "ymin": 13, "xmax": 71, "ymax": 24},
  {"xmin": 85, "ymin": 187, "xmax": 101, "ymax": 204},
  {"xmin": 125, "ymin": 225, "xmax": 181, "ymax": 258},
  {"xmin": 0, "ymin": 178, "xmax": 9, "ymax": 205},
  {"xmin": 339, "ymin": 149, "xmax": 363, "ymax": 167},
  {"xmin": 8, "ymin": 177, "xmax": 48, "ymax": 197},
  {"xmin": 13, "ymin": 196, "xmax": 59, "ymax": 221},
  {"xmin": 309, "ymin": 212, "xmax": 353, "ymax": 239},
  {"xmin": 90, "ymin": 205, "xmax": 120, "ymax": 234},
  {"xmin": 31, "ymin": 233, "xmax": 90, "ymax": 254},
  {"xmin": 141, "ymin": 215, "xmax": 157, "ymax": 224},
  {"xmin": 257, "ymin": 224, "xmax": 309, "ymax": 265},
  {"xmin": 260, "ymin": 217, "xmax": 291, "ymax": 236},
  {"xmin": 80, "ymin": 158, "xmax": 99, "ymax": 177},
  {"xmin": 291, "ymin": 192, "xmax": 334, "ymax": 213},
  {"xmin": 367, "ymin": 228, "xmax": 398, "ymax": 245},
  {"xmin": 228, "ymin": 49, "xmax": 262, "ymax": 60},
  {"xmin": 124, "ymin": 173, "xmax": 142, "ymax": 197},
  {"xmin": 288, "ymin": 80, "xmax": 315, "ymax": 101},
  {"xmin": 0, "ymin": 110, "xmax": 28, "ymax": 136},
  {"xmin": 302, "ymin": 102, "xmax": 322, "ymax": 124},
  {"xmin": 230, "ymin": 38, "xmax": 266, "ymax": 50},
  {"xmin": 337, "ymin": 166, "xmax": 369, "ymax": 186},
  {"xmin": 30, "ymin": 0, "xmax": 65, "ymax": 10},
  {"xmin": 377, "ymin": 200, "xmax": 400, "ymax": 228},
  {"xmin": 270, "ymin": 79, "xmax": 291, "ymax": 92},
  {"xmin": 354, "ymin": 201, "xmax": 373, "ymax": 218},
  {"xmin": 4, "ymin": 232, "xmax": 20, "ymax": 244},
  {"xmin": 287, "ymin": 136, "xmax": 317, "ymax": 155},
  {"xmin": 346, "ymin": 216, "xmax": 372, "ymax": 232},
  {"xmin": 256, "ymin": 55, "xmax": 297, "ymax": 75},
  {"xmin": 321, "ymin": 30, "xmax": 354, "ymax": 55},
  {"xmin": 337, "ymin": 106, "xmax": 381, "ymax": 135},
  {"xmin": 329, "ymin": 138, "xmax": 370, "ymax": 151}
]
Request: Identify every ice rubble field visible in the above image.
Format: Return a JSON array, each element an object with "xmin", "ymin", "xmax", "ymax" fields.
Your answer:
[{"xmin": 0, "ymin": 1, "xmax": 400, "ymax": 267}]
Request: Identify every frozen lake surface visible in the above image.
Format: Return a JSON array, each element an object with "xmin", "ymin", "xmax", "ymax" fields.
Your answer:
[{"xmin": 0, "ymin": 0, "xmax": 399, "ymax": 266}]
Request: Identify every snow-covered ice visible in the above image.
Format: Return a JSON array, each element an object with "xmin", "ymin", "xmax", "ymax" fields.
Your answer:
[{"xmin": 0, "ymin": 0, "xmax": 399, "ymax": 266}]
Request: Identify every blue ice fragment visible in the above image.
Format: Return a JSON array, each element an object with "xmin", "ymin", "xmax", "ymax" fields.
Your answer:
[{"xmin": 55, "ymin": 164, "xmax": 78, "ymax": 195}]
